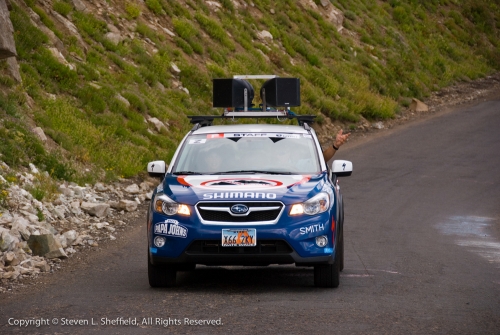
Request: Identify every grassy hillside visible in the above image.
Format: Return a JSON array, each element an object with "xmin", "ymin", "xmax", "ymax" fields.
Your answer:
[{"xmin": 0, "ymin": 0, "xmax": 499, "ymax": 187}]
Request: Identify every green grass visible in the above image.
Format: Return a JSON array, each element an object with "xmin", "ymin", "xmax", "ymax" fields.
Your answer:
[{"xmin": 1, "ymin": 0, "xmax": 498, "ymax": 185}]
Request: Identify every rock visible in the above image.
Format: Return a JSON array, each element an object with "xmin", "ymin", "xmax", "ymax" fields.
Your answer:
[
  {"xmin": 0, "ymin": 211, "xmax": 14, "ymax": 225},
  {"xmin": 139, "ymin": 181, "xmax": 154, "ymax": 191},
  {"xmin": 27, "ymin": 234, "xmax": 68, "ymax": 259},
  {"xmin": 118, "ymin": 200, "xmax": 138, "ymax": 212},
  {"xmin": 33, "ymin": 127, "xmax": 47, "ymax": 142},
  {"xmin": 71, "ymin": 0, "xmax": 88, "ymax": 12},
  {"xmin": 105, "ymin": 32, "xmax": 124, "ymax": 46},
  {"xmin": 72, "ymin": 186, "xmax": 84, "ymax": 198},
  {"xmin": 299, "ymin": 0, "xmax": 318, "ymax": 10},
  {"xmin": 29, "ymin": 163, "xmax": 39, "ymax": 174},
  {"xmin": 372, "ymin": 122, "xmax": 384, "ymax": 129},
  {"xmin": 81, "ymin": 202, "xmax": 110, "ymax": 218},
  {"xmin": 170, "ymin": 62, "xmax": 181, "ymax": 74},
  {"xmin": 124, "ymin": 184, "xmax": 140, "ymax": 194},
  {"xmin": 409, "ymin": 98, "xmax": 429, "ymax": 112},
  {"xmin": 160, "ymin": 26, "xmax": 175, "ymax": 37},
  {"xmin": 3, "ymin": 270, "xmax": 20, "ymax": 280},
  {"xmin": 34, "ymin": 260, "xmax": 50, "ymax": 272},
  {"xmin": 65, "ymin": 247, "xmax": 76, "ymax": 254},
  {"xmin": 4, "ymin": 251, "xmax": 19, "ymax": 266},
  {"xmin": 325, "ymin": 6, "xmax": 344, "ymax": 29},
  {"xmin": 0, "ymin": 230, "xmax": 19, "ymax": 251},
  {"xmin": 57, "ymin": 234, "xmax": 67, "ymax": 248},
  {"xmin": 63, "ymin": 230, "xmax": 78, "ymax": 246},
  {"xmin": 257, "ymin": 30, "xmax": 273, "ymax": 41},
  {"xmin": 147, "ymin": 117, "xmax": 168, "ymax": 132},
  {"xmin": 206, "ymin": 1, "xmax": 222, "ymax": 10},
  {"xmin": 94, "ymin": 183, "xmax": 107, "ymax": 192},
  {"xmin": 89, "ymin": 82, "xmax": 101, "ymax": 89},
  {"xmin": 115, "ymin": 94, "xmax": 130, "ymax": 107},
  {"xmin": 20, "ymin": 259, "xmax": 35, "ymax": 269},
  {"xmin": 6, "ymin": 57, "xmax": 21, "ymax": 82},
  {"xmin": 0, "ymin": 0, "xmax": 17, "ymax": 59},
  {"xmin": 10, "ymin": 216, "xmax": 31, "ymax": 241},
  {"xmin": 48, "ymin": 47, "xmax": 75, "ymax": 70},
  {"xmin": 92, "ymin": 222, "xmax": 109, "ymax": 229},
  {"xmin": 59, "ymin": 185, "xmax": 74, "ymax": 197}
]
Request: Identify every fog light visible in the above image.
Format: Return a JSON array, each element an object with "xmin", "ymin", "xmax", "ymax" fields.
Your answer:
[
  {"xmin": 154, "ymin": 236, "xmax": 166, "ymax": 248},
  {"xmin": 315, "ymin": 235, "xmax": 328, "ymax": 248}
]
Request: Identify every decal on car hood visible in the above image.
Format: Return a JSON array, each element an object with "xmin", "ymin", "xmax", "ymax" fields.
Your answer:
[{"xmin": 162, "ymin": 173, "xmax": 327, "ymax": 205}]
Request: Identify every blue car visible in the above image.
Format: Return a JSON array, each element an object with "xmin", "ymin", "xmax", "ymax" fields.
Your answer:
[{"xmin": 146, "ymin": 76, "xmax": 353, "ymax": 287}]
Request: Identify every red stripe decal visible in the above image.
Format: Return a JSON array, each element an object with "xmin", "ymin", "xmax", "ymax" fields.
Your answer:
[
  {"xmin": 286, "ymin": 175, "xmax": 311, "ymax": 188},
  {"xmin": 177, "ymin": 176, "xmax": 192, "ymax": 186}
]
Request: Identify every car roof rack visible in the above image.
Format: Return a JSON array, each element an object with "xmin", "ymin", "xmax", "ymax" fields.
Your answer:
[
  {"xmin": 188, "ymin": 113, "xmax": 315, "ymax": 128},
  {"xmin": 189, "ymin": 75, "xmax": 316, "ymax": 130}
]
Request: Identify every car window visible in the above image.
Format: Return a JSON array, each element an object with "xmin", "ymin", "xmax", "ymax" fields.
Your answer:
[{"xmin": 173, "ymin": 133, "xmax": 320, "ymax": 174}]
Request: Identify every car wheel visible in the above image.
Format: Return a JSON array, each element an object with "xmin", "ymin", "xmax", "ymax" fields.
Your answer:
[
  {"xmin": 339, "ymin": 226, "xmax": 344, "ymax": 272},
  {"xmin": 314, "ymin": 248, "xmax": 340, "ymax": 288},
  {"xmin": 148, "ymin": 254, "xmax": 176, "ymax": 288}
]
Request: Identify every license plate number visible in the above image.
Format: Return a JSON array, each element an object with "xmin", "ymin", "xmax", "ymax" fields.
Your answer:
[{"xmin": 221, "ymin": 229, "xmax": 257, "ymax": 247}]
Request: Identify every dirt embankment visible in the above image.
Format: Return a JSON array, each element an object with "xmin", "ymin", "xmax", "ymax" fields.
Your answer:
[{"xmin": 315, "ymin": 73, "xmax": 500, "ymax": 146}]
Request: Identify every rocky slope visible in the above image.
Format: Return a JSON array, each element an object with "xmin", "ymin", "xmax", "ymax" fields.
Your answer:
[{"xmin": 0, "ymin": 160, "xmax": 156, "ymax": 292}]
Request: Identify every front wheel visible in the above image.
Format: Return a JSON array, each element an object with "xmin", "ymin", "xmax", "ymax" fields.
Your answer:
[
  {"xmin": 148, "ymin": 256, "xmax": 176, "ymax": 288},
  {"xmin": 314, "ymin": 249, "xmax": 340, "ymax": 288}
]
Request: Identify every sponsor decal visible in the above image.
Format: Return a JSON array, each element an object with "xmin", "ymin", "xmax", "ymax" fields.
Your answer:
[
  {"xmin": 303, "ymin": 134, "xmax": 312, "ymax": 138},
  {"xmin": 200, "ymin": 178, "xmax": 283, "ymax": 187},
  {"xmin": 207, "ymin": 133, "xmax": 224, "ymax": 139},
  {"xmin": 206, "ymin": 133, "xmax": 301, "ymax": 139},
  {"xmin": 300, "ymin": 223, "xmax": 325, "ymax": 235},
  {"xmin": 154, "ymin": 219, "xmax": 188, "ymax": 238},
  {"xmin": 150, "ymin": 247, "xmax": 158, "ymax": 254},
  {"xmin": 156, "ymin": 183, "xmax": 164, "ymax": 193},
  {"xmin": 203, "ymin": 192, "xmax": 277, "ymax": 199},
  {"xmin": 188, "ymin": 139, "xmax": 206, "ymax": 144},
  {"xmin": 324, "ymin": 248, "xmax": 333, "ymax": 253}
]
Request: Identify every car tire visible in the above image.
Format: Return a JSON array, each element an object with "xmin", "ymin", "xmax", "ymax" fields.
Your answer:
[
  {"xmin": 339, "ymin": 226, "xmax": 344, "ymax": 272},
  {"xmin": 148, "ymin": 255, "xmax": 176, "ymax": 288},
  {"xmin": 314, "ymin": 248, "xmax": 340, "ymax": 288},
  {"xmin": 339, "ymin": 198, "xmax": 345, "ymax": 272}
]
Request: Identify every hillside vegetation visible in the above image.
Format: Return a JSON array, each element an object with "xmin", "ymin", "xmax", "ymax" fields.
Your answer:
[{"xmin": 0, "ymin": 0, "xmax": 499, "ymax": 192}]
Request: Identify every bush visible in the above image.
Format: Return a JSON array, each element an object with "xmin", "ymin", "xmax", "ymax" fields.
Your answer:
[
  {"xmin": 125, "ymin": 2, "xmax": 142, "ymax": 19},
  {"xmin": 145, "ymin": 0, "xmax": 163, "ymax": 15},
  {"xmin": 53, "ymin": 1, "xmax": 72, "ymax": 17}
]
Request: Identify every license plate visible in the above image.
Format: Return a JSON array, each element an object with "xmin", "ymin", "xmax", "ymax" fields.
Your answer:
[{"xmin": 221, "ymin": 229, "xmax": 257, "ymax": 247}]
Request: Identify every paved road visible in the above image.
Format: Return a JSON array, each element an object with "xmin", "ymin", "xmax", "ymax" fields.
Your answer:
[{"xmin": 1, "ymin": 98, "xmax": 500, "ymax": 334}]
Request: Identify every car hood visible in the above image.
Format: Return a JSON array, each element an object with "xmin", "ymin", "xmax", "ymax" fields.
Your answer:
[{"xmin": 159, "ymin": 173, "xmax": 328, "ymax": 205}]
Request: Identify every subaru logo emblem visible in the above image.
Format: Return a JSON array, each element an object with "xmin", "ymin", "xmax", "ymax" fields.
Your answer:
[{"xmin": 231, "ymin": 204, "xmax": 249, "ymax": 214}]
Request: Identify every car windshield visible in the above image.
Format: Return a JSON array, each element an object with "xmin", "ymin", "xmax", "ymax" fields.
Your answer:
[{"xmin": 173, "ymin": 132, "xmax": 321, "ymax": 175}]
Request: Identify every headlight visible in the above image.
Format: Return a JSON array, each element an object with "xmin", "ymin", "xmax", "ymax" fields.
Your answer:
[
  {"xmin": 290, "ymin": 192, "xmax": 330, "ymax": 216},
  {"xmin": 154, "ymin": 193, "xmax": 191, "ymax": 216}
]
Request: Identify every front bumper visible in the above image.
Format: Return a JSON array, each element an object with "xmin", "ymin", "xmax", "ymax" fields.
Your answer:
[
  {"xmin": 150, "ymin": 240, "xmax": 334, "ymax": 266},
  {"xmin": 148, "ymin": 204, "xmax": 338, "ymax": 267}
]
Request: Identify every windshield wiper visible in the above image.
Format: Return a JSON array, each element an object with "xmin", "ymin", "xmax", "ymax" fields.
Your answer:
[
  {"xmin": 174, "ymin": 171, "xmax": 203, "ymax": 175},
  {"xmin": 211, "ymin": 170, "xmax": 294, "ymax": 175}
]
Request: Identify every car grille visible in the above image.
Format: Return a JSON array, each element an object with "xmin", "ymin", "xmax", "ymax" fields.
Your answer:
[
  {"xmin": 186, "ymin": 240, "xmax": 293, "ymax": 255},
  {"xmin": 196, "ymin": 201, "xmax": 284, "ymax": 224}
]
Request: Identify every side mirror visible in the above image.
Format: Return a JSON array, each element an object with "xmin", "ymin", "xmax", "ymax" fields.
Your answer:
[
  {"xmin": 147, "ymin": 161, "xmax": 167, "ymax": 178},
  {"xmin": 331, "ymin": 160, "xmax": 353, "ymax": 177}
]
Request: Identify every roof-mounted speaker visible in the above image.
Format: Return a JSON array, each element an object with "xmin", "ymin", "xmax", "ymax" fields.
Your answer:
[
  {"xmin": 212, "ymin": 79, "xmax": 254, "ymax": 108},
  {"xmin": 260, "ymin": 78, "xmax": 300, "ymax": 107}
]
